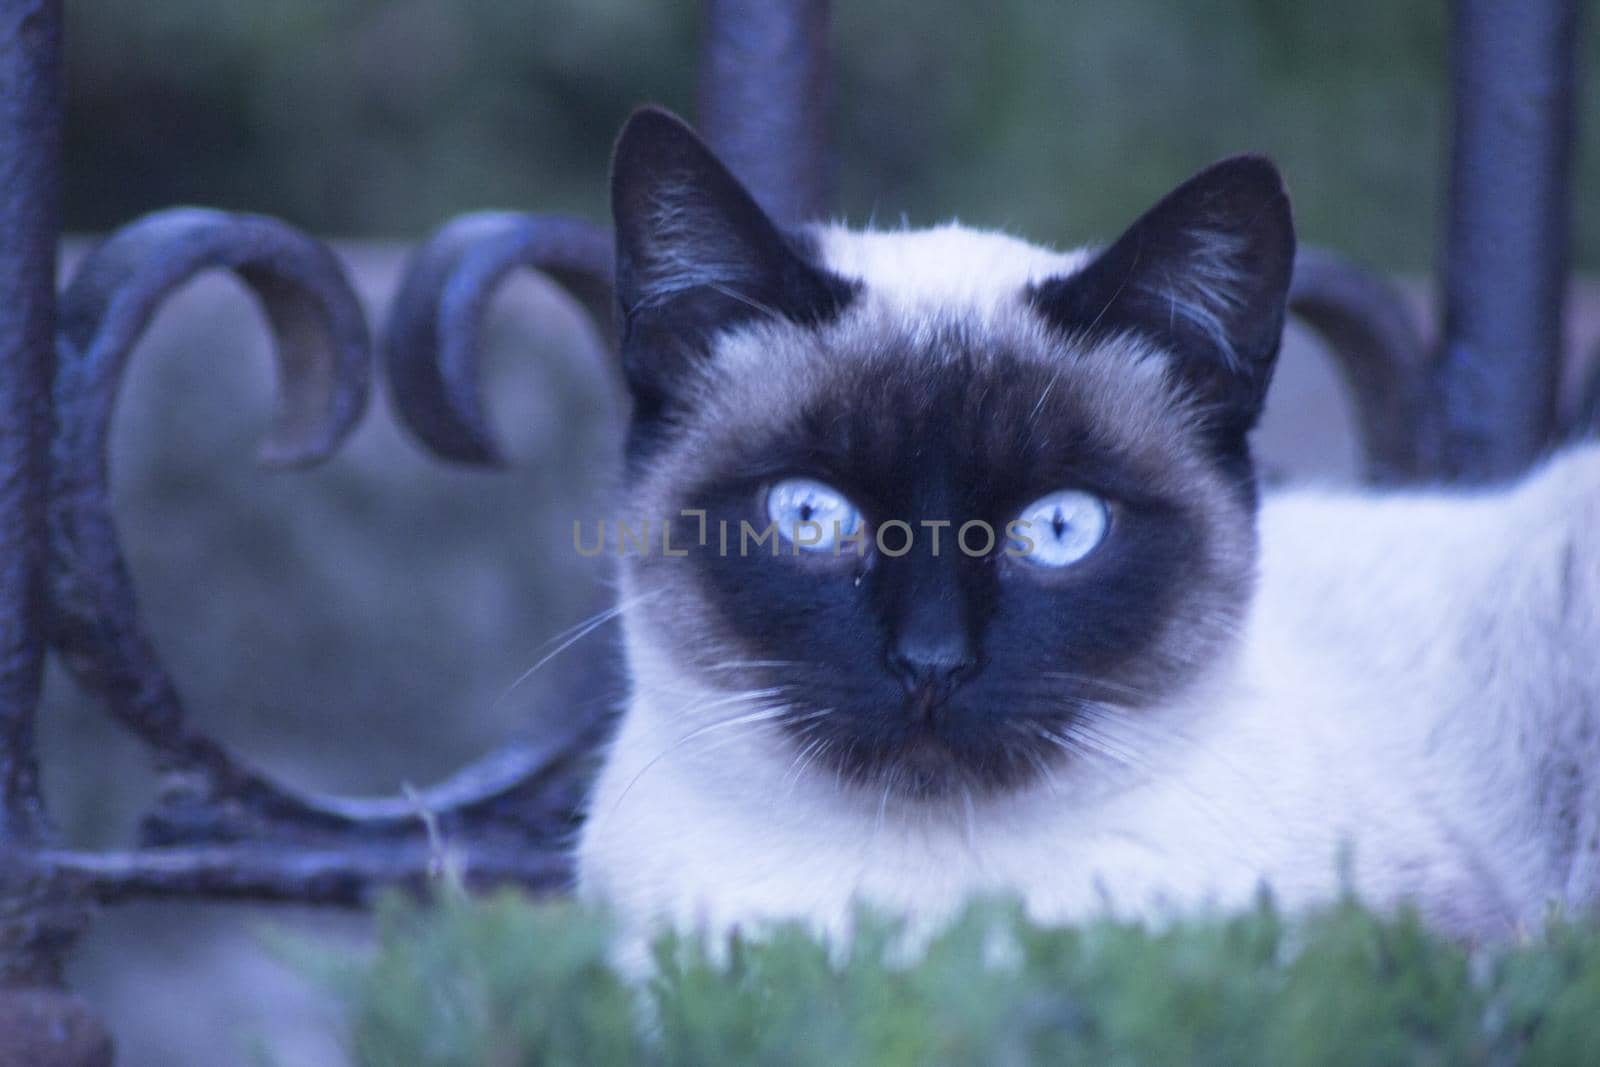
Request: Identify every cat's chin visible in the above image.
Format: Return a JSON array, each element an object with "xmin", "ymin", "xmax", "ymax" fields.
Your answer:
[
  {"xmin": 806, "ymin": 722, "xmax": 1046, "ymax": 803},
  {"xmin": 883, "ymin": 733, "xmax": 973, "ymax": 800}
]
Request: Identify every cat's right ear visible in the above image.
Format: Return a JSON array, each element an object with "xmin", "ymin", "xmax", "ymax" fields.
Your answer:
[
  {"xmin": 1030, "ymin": 156, "xmax": 1295, "ymax": 438},
  {"xmin": 610, "ymin": 107, "xmax": 855, "ymax": 422}
]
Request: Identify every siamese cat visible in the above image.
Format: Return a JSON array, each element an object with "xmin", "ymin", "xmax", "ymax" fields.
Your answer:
[{"xmin": 577, "ymin": 107, "xmax": 1600, "ymax": 956}]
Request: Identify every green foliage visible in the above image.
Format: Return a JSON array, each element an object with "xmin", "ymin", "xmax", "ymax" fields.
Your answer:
[
  {"xmin": 65, "ymin": 1, "xmax": 1600, "ymax": 269},
  {"xmin": 292, "ymin": 888, "xmax": 1600, "ymax": 1066},
  {"xmin": 293, "ymin": 891, "xmax": 641, "ymax": 1067}
]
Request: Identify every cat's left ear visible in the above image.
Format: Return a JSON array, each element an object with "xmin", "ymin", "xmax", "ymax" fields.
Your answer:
[
  {"xmin": 609, "ymin": 107, "xmax": 857, "ymax": 435},
  {"xmin": 611, "ymin": 110, "xmax": 854, "ymax": 353},
  {"xmin": 1031, "ymin": 156, "xmax": 1294, "ymax": 435}
]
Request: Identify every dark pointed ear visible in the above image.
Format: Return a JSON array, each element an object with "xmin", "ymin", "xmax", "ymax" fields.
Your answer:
[
  {"xmin": 610, "ymin": 107, "xmax": 855, "ymax": 425},
  {"xmin": 1030, "ymin": 156, "xmax": 1294, "ymax": 436}
]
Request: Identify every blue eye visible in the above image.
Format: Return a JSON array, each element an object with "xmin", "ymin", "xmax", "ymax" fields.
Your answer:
[
  {"xmin": 1011, "ymin": 490, "xmax": 1108, "ymax": 568},
  {"xmin": 765, "ymin": 478, "xmax": 863, "ymax": 553}
]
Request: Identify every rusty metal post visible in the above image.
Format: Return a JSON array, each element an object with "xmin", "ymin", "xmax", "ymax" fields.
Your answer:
[
  {"xmin": 0, "ymin": 0, "xmax": 58, "ymax": 852},
  {"xmin": 696, "ymin": 0, "xmax": 832, "ymax": 225},
  {"xmin": 1431, "ymin": 0, "xmax": 1579, "ymax": 481},
  {"xmin": 0, "ymin": 1, "xmax": 113, "ymax": 1062}
]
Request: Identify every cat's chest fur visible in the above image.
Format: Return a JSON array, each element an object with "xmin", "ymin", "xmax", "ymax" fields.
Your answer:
[{"xmin": 579, "ymin": 448, "xmax": 1600, "ymax": 947}]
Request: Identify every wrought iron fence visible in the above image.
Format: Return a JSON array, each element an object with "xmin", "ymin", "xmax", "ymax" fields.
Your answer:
[{"xmin": 0, "ymin": 0, "xmax": 1593, "ymax": 1062}]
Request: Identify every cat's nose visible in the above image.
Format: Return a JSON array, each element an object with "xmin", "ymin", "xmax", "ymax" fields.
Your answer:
[{"xmin": 886, "ymin": 630, "xmax": 977, "ymax": 711}]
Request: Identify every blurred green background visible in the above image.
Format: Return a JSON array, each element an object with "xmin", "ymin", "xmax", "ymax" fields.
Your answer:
[{"xmin": 65, "ymin": 0, "xmax": 1600, "ymax": 270}]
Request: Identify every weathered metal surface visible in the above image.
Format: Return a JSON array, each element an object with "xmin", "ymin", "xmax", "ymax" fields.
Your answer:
[
  {"xmin": 44, "ymin": 208, "xmax": 594, "ymax": 898},
  {"xmin": 698, "ymin": 0, "xmax": 831, "ymax": 225},
  {"xmin": 50, "ymin": 209, "xmax": 371, "ymax": 796},
  {"xmin": 0, "ymin": 0, "xmax": 60, "ymax": 849},
  {"xmin": 0, "ymin": 11, "xmax": 115, "ymax": 1066},
  {"xmin": 383, "ymin": 212, "xmax": 615, "ymax": 464},
  {"xmin": 0, "ymin": 1, "xmax": 99, "ymax": 1020},
  {"xmin": 1432, "ymin": 0, "xmax": 1578, "ymax": 481},
  {"xmin": 37, "ymin": 835, "xmax": 571, "ymax": 907}
]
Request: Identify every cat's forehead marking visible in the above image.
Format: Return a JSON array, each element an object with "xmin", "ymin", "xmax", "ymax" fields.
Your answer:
[
  {"xmin": 629, "ymin": 225, "xmax": 1224, "ymax": 518},
  {"xmin": 812, "ymin": 224, "xmax": 1090, "ymax": 316},
  {"xmin": 639, "ymin": 321, "xmax": 1218, "ymax": 528}
]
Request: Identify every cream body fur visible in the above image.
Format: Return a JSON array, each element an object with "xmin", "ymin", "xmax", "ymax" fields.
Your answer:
[{"xmin": 578, "ymin": 222, "xmax": 1600, "ymax": 953}]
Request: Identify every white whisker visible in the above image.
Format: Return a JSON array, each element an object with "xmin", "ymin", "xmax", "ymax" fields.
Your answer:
[
  {"xmin": 961, "ymin": 786, "xmax": 978, "ymax": 851},
  {"xmin": 698, "ymin": 659, "xmax": 803, "ymax": 673},
  {"xmin": 1036, "ymin": 671, "xmax": 1157, "ymax": 704},
  {"xmin": 782, "ymin": 726, "xmax": 836, "ymax": 793},
  {"xmin": 604, "ymin": 688, "xmax": 792, "ymax": 817},
  {"xmin": 492, "ymin": 589, "xmax": 663, "ymax": 710}
]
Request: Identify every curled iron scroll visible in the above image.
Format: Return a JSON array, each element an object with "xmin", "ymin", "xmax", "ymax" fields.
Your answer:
[
  {"xmin": 1287, "ymin": 247, "xmax": 1433, "ymax": 485},
  {"xmin": 382, "ymin": 212, "xmax": 617, "ymax": 465},
  {"xmin": 50, "ymin": 209, "xmax": 372, "ymax": 808},
  {"xmin": 44, "ymin": 208, "xmax": 591, "ymax": 893}
]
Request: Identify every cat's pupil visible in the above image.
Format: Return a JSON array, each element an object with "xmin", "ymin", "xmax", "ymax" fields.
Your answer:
[{"xmin": 1051, "ymin": 510, "xmax": 1067, "ymax": 539}]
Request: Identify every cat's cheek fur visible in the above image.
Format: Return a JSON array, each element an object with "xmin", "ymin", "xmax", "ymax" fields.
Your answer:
[
  {"xmin": 580, "ymin": 445, "xmax": 1600, "ymax": 951},
  {"xmin": 612, "ymin": 297, "xmax": 1261, "ymax": 794}
]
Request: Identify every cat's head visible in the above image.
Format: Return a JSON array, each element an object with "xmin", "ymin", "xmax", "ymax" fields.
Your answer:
[{"xmin": 608, "ymin": 107, "xmax": 1293, "ymax": 801}]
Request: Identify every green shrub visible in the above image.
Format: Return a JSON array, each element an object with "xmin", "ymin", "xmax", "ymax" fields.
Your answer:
[{"xmin": 286, "ymin": 885, "xmax": 1600, "ymax": 1066}]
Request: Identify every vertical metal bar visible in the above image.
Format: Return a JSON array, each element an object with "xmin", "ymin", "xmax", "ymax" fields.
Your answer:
[
  {"xmin": 0, "ymin": 21, "xmax": 114, "ymax": 1061},
  {"xmin": 0, "ymin": 0, "xmax": 61, "ymax": 845},
  {"xmin": 696, "ymin": 0, "xmax": 832, "ymax": 225},
  {"xmin": 0, "ymin": 14, "xmax": 121, "ymax": 1056},
  {"xmin": 1433, "ymin": 0, "xmax": 1578, "ymax": 481}
]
